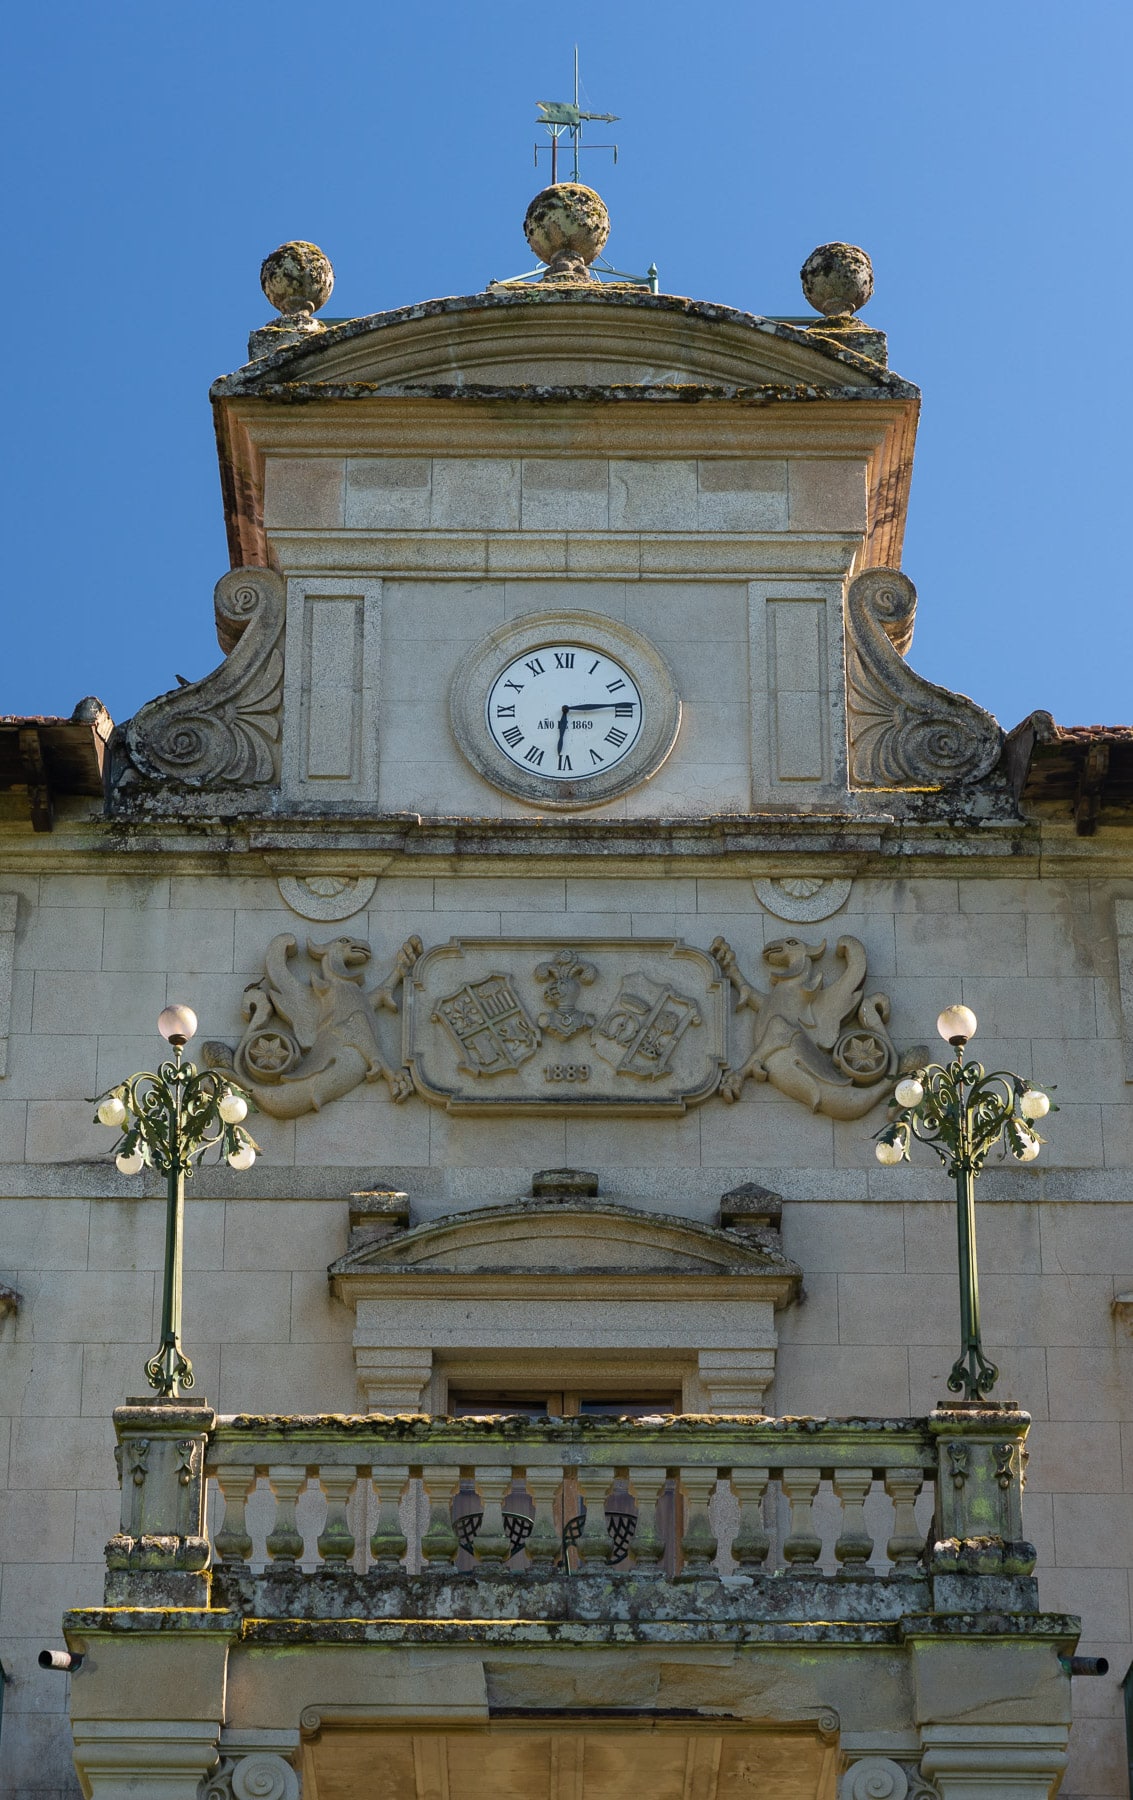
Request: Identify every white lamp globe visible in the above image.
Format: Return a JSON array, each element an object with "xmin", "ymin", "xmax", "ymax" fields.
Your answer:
[
  {"xmin": 218, "ymin": 1090, "xmax": 248, "ymax": 1125},
  {"xmin": 1014, "ymin": 1131, "xmax": 1040, "ymax": 1163},
  {"xmin": 115, "ymin": 1149, "xmax": 144, "ymax": 1175},
  {"xmin": 936, "ymin": 1004, "xmax": 977, "ymax": 1044},
  {"xmin": 98, "ymin": 1095, "xmax": 127, "ymax": 1128},
  {"xmin": 894, "ymin": 1077, "xmax": 924, "ymax": 1109},
  {"xmin": 875, "ymin": 1138, "xmax": 904, "ymax": 1165},
  {"xmin": 1020, "ymin": 1088, "xmax": 1050, "ymax": 1120},
  {"xmin": 158, "ymin": 1004, "xmax": 198, "ymax": 1045},
  {"xmin": 227, "ymin": 1144, "xmax": 256, "ymax": 1171}
]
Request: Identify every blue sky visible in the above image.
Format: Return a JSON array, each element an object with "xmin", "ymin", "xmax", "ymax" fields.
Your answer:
[{"xmin": 5, "ymin": 0, "xmax": 1130, "ymax": 730}]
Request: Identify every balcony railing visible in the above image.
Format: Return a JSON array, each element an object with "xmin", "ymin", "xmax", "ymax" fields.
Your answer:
[{"xmin": 104, "ymin": 1406, "xmax": 1039, "ymax": 1625}]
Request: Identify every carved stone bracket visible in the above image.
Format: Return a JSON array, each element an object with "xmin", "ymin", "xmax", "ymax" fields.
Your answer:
[
  {"xmin": 842, "ymin": 1757, "xmax": 939, "ymax": 1800},
  {"xmin": 845, "ymin": 569, "xmax": 1002, "ymax": 788},
  {"xmin": 117, "ymin": 568, "xmax": 285, "ymax": 792},
  {"xmin": 200, "ymin": 1754, "xmax": 300, "ymax": 1800}
]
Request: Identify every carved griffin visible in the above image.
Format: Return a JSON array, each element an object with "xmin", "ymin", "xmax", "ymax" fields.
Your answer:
[
  {"xmin": 203, "ymin": 933, "xmax": 421, "ymax": 1118},
  {"xmin": 711, "ymin": 934, "xmax": 902, "ymax": 1119}
]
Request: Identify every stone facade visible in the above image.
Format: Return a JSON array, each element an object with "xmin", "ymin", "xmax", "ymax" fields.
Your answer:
[{"xmin": 1, "ymin": 217, "xmax": 1129, "ymax": 1800}]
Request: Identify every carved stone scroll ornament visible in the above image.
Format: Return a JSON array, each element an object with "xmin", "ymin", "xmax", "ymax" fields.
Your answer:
[
  {"xmin": 202, "ymin": 932, "xmax": 421, "ymax": 1117},
  {"xmin": 845, "ymin": 568, "xmax": 1002, "ymax": 788},
  {"xmin": 120, "ymin": 568, "xmax": 285, "ymax": 787},
  {"xmin": 842, "ymin": 1758, "xmax": 939, "ymax": 1800},
  {"xmin": 712, "ymin": 933, "xmax": 901, "ymax": 1119},
  {"xmin": 200, "ymin": 1755, "xmax": 300, "ymax": 1800}
]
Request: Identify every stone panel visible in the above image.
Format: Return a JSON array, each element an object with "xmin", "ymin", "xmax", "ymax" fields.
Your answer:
[
  {"xmin": 608, "ymin": 461, "xmax": 698, "ymax": 531},
  {"xmin": 787, "ymin": 459, "xmax": 867, "ymax": 530},
  {"xmin": 431, "ymin": 458, "xmax": 521, "ymax": 530},
  {"xmin": 263, "ymin": 456, "xmax": 345, "ymax": 528},
  {"xmin": 345, "ymin": 457, "xmax": 432, "ymax": 528}
]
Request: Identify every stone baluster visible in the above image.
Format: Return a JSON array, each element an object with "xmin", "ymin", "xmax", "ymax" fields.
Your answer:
[
  {"xmin": 603, "ymin": 1475, "xmax": 639, "ymax": 1572},
  {"xmin": 317, "ymin": 1465, "xmax": 357, "ymax": 1565},
  {"xmin": 212, "ymin": 1463, "xmax": 256, "ymax": 1566},
  {"xmin": 729, "ymin": 1466, "xmax": 771, "ymax": 1572},
  {"xmin": 501, "ymin": 1475, "xmax": 535, "ymax": 1570},
  {"xmin": 782, "ymin": 1469, "xmax": 823, "ymax": 1569},
  {"xmin": 525, "ymin": 1466, "xmax": 565, "ymax": 1575},
  {"xmin": 265, "ymin": 1465, "xmax": 307, "ymax": 1566},
  {"xmin": 626, "ymin": 1467, "xmax": 665, "ymax": 1573},
  {"xmin": 369, "ymin": 1465, "xmax": 409, "ymax": 1572},
  {"xmin": 675, "ymin": 1465, "xmax": 719, "ymax": 1579},
  {"xmin": 576, "ymin": 1465, "xmax": 616, "ymax": 1571},
  {"xmin": 884, "ymin": 1470, "xmax": 924, "ymax": 1570},
  {"xmin": 473, "ymin": 1465, "xmax": 514, "ymax": 1569},
  {"xmin": 420, "ymin": 1465, "xmax": 461, "ymax": 1567},
  {"xmin": 833, "ymin": 1467, "xmax": 875, "ymax": 1575}
]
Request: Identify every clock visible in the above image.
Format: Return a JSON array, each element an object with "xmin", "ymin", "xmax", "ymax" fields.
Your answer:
[{"xmin": 450, "ymin": 611, "xmax": 682, "ymax": 809}]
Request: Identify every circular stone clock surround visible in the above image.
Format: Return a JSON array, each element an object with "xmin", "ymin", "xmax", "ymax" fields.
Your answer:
[{"xmin": 450, "ymin": 611, "xmax": 682, "ymax": 809}]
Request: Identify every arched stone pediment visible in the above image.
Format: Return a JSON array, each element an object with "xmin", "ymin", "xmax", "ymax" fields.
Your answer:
[
  {"xmin": 330, "ymin": 1198, "xmax": 800, "ymax": 1299},
  {"xmin": 215, "ymin": 290, "xmax": 915, "ymax": 398},
  {"xmin": 330, "ymin": 1199, "xmax": 800, "ymax": 1414}
]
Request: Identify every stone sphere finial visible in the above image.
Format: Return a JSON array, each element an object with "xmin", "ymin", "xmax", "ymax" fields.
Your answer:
[
  {"xmin": 800, "ymin": 242, "xmax": 874, "ymax": 317},
  {"xmin": 524, "ymin": 184, "xmax": 610, "ymax": 280},
  {"xmin": 260, "ymin": 241, "xmax": 335, "ymax": 319}
]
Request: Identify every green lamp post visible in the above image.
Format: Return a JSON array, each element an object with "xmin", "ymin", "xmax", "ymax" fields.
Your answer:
[
  {"xmin": 93, "ymin": 1004, "xmax": 258, "ymax": 1399},
  {"xmin": 874, "ymin": 1004, "xmax": 1053, "ymax": 1404}
]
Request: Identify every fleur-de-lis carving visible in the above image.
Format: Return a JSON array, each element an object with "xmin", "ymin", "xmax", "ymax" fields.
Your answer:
[
  {"xmin": 993, "ymin": 1442, "xmax": 1015, "ymax": 1490},
  {"xmin": 128, "ymin": 1439, "xmax": 150, "ymax": 1487},
  {"xmin": 176, "ymin": 1439, "xmax": 198, "ymax": 1487},
  {"xmin": 946, "ymin": 1442, "xmax": 968, "ymax": 1489}
]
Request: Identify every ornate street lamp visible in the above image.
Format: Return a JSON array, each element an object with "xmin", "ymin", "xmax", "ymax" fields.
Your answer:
[
  {"xmin": 874, "ymin": 1004, "xmax": 1054, "ymax": 1404},
  {"xmin": 93, "ymin": 1004, "xmax": 258, "ymax": 1399}
]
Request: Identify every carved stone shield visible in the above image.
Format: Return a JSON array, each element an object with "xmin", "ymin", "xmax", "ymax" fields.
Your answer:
[
  {"xmin": 592, "ymin": 975, "xmax": 701, "ymax": 1080},
  {"xmin": 433, "ymin": 975, "xmax": 541, "ymax": 1077}
]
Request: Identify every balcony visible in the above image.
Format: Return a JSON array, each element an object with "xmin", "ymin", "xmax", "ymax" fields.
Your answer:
[
  {"xmin": 91, "ymin": 1403, "xmax": 1055, "ymax": 1623},
  {"xmin": 61, "ymin": 1404, "xmax": 1081, "ymax": 1800}
]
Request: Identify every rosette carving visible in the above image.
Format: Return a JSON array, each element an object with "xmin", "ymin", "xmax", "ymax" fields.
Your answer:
[
  {"xmin": 123, "ymin": 568, "xmax": 285, "ymax": 787},
  {"xmin": 846, "ymin": 569, "xmax": 1002, "ymax": 788}
]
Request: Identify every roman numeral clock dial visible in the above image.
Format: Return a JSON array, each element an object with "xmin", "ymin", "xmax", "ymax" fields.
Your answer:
[
  {"xmin": 449, "ymin": 613, "xmax": 682, "ymax": 810},
  {"xmin": 487, "ymin": 646, "xmax": 644, "ymax": 779}
]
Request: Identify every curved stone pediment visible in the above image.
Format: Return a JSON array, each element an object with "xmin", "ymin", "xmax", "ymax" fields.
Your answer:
[
  {"xmin": 330, "ymin": 1198, "xmax": 800, "ymax": 1299},
  {"xmin": 215, "ymin": 290, "xmax": 916, "ymax": 399}
]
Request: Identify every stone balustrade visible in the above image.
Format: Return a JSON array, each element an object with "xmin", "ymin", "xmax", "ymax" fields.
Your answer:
[{"xmin": 104, "ymin": 1406, "xmax": 1039, "ymax": 1623}]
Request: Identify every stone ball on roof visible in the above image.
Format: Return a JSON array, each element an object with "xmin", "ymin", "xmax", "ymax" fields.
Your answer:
[
  {"xmin": 524, "ymin": 184, "xmax": 610, "ymax": 275},
  {"xmin": 260, "ymin": 241, "xmax": 335, "ymax": 318},
  {"xmin": 800, "ymin": 242, "xmax": 874, "ymax": 317}
]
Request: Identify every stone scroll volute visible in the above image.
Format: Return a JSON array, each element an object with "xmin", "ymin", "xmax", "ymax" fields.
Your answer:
[
  {"xmin": 845, "ymin": 568, "xmax": 1002, "ymax": 788},
  {"xmin": 117, "ymin": 567, "xmax": 285, "ymax": 791}
]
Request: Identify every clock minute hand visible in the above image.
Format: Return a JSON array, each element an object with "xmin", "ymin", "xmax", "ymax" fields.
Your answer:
[{"xmin": 556, "ymin": 705, "xmax": 570, "ymax": 757}]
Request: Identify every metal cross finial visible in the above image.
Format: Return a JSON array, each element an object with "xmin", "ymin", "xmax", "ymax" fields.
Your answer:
[{"xmin": 536, "ymin": 47, "xmax": 619, "ymax": 185}]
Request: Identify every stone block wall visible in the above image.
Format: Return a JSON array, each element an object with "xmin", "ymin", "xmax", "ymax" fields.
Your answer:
[{"xmin": 0, "ymin": 867, "xmax": 1130, "ymax": 1796}]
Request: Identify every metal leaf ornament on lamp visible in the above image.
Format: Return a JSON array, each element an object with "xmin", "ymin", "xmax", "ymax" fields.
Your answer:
[
  {"xmin": 93, "ymin": 1005, "xmax": 259, "ymax": 1399},
  {"xmin": 874, "ymin": 1006, "xmax": 1055, "ymax": 1404}
]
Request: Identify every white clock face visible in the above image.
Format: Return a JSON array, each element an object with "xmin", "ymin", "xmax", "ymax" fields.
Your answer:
[{"xmin": 486, "ymin": 644, "xmax": 644, "ymax": 781}]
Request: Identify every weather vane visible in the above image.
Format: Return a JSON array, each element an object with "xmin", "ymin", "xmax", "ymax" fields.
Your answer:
[{"xmin": 535, "ymin": 48, "xmax": 618, "ymax": 185}]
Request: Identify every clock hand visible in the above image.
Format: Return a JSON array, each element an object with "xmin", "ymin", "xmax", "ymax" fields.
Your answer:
[
  {"xmin": 561, "ymin": 702, "xmax": 633, "ymax": 712},
  {"xmin": 556, "ymin": 705, "xmax": 570, "ymax": 757}
]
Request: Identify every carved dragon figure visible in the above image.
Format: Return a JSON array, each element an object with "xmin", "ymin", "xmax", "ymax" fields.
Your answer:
[
  {"xmin": 711, "ymin": 934, "xmax": 901, "ymax": 1119},
  {"xmin": 203, "ymin": 932, "xmax": 422, "ymax": 1118}
]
